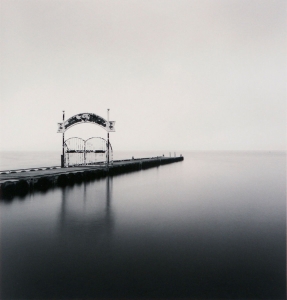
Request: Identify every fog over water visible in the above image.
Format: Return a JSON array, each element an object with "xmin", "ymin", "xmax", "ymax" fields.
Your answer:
[
  {"xmin": 1, "ymin": 0, "xmax": 286, "ymax": 152},
  {"xmin": 0, "ymin": 1, "xmax": 286, "ymax": 298},
  {"xmin": 1, "ymin": 152, "xmax": 285, "ymax": 299}
]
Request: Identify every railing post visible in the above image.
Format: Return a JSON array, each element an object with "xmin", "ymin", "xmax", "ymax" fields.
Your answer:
[
  {"xmin": 61, "ymin": 110, "xmax": 65, "ymax": 168},
  {"xmin": 84, "ymin": 140, "xmax": 86, "ymax": 166},
  {"xmin": 107, "ymin": 109, "xmax": 110, "ymax": 170}
]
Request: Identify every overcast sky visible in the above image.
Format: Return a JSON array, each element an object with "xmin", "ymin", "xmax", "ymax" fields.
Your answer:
[{"xmin": 0, "ymin": 0, "xmax": 286, "ymax": 152}]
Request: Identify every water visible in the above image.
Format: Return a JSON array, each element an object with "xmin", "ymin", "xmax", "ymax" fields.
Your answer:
[{"xmin": 0, "ymin": 151, "xmax": 286, "ymax": 299}]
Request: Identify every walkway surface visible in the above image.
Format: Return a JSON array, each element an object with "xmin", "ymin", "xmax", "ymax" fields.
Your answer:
[{"xmin": 0, "ymin": 157, "xmax": 175, "ymax": 182}]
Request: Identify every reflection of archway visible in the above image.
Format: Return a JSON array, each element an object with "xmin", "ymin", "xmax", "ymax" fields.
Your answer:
[
  {"xmin": 59, "ymin": 177, "xmax": 114, "ymax": 242},
  {"xmin": 57, "ymin": 111, "xmax": 115, "ymax": 167}
]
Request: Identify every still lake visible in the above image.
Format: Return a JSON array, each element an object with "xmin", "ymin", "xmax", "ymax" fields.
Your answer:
[{"xmin": 0, "ymin": 151, "xmax": 286, "ymax": 299}]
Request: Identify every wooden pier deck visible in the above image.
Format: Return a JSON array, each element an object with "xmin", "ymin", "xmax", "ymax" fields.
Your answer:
[{"xmin": 0, "ymin": 156, "xmax": 184, "ymax": 198}]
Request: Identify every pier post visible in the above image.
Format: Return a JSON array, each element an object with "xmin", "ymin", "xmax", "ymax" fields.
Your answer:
[
  {"xmin": 61, "ymin": 110, "xmax": 65, "ymax": 168},
  {"xmin": 107, "ymin": 109, "xmax": 110, "ymax": 168},
  {"xmin": 84, "ymin": 142, "xmax": 86, "ymax": 166}
]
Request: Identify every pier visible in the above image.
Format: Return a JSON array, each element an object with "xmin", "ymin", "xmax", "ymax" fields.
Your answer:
[
  {"xmin": 0, "ymin": 110, "xmax": 184, "ymax": 198},
  {"xmin": 0, "ymin": 156, "xmax": 183, "ymax": 198}
]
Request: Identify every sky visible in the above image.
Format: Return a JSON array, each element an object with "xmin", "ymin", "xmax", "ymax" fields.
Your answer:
[{"xmin": 0, "ymin": 0, "xmax": 286, "ymax": 152}]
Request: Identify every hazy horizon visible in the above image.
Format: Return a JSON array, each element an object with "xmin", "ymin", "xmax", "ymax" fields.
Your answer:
[
  {"xmin": 0, "ymin": 149, "xmax": 285, "ymax": 153},
  {"xmin": 1, "ymin": 0, "xmax": 286, "ymax": 152}
]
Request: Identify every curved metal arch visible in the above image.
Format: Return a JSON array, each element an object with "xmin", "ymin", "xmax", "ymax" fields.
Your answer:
[
  {"xmin": 64, "ymin": 137, "xmax": 107, "ymax": 150},
  {"xmin": 63, "ymin": 136, "xmax": 113, "ymax": 167},
  {"xmin": 65, "ymin": 137, "xmax": 86, "ymax": 143},
  {"xmin": 64, "ymin": 137, "xmax": 86, "ymax": 167},
  {"xmin": 85, "ymin": 136, "xmax": 113, "ymax": 151},
  {"xmin": 85, "ymin": 136, "xmax": 107, "ymax": 143},
  {"xmin": 65, "ymin": 137, "xmax": 106, "ymax": 143},
  {"xmin": 85, "ymin": 137, "xmax": 107, "ymax": 154},
  {"xmin": 63, "ymin": 113, "xmax": 107, "ymax": 132},
  {"xmin": 64, "ymin": 137, "xmax": 85, "ymax": 151},
  {"xmin": 85, "ymin": 137, "xmax": 113, "ymax": 155},
  {"xmin": 108, "ymin": 140, "xmax": 113, "ymax": 151}
]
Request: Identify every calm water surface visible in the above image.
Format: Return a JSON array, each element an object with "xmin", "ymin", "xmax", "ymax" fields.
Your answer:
[{"xmin": 0, "ymin": 152, "xmax": 286, "ymax": 299}]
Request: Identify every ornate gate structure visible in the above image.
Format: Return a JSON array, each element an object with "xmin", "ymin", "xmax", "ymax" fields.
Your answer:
[
  {"xmin": 64, "ymin": 137, "xmax": 113, "ymax": 167},
  {"xmin": 57, "ymin": 111, "xmax": 115, "ymax": 168}
]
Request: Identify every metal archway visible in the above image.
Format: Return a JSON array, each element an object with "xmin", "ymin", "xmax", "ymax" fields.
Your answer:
[
  {"xmin": 58, "ymin": 111, "xmax": 116, "ymax": 168},
  {"xmin": 58, "ymin": 112, "xmax": 115, "ymax": 133},
  {"xmin": 64, "ymin": 137, "xmax": 113, "ymax": 167}
]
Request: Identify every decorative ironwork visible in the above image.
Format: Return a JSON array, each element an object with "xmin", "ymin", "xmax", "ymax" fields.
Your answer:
[
  {"xmin": 58, "ymin": 113, "xmax": 116, "ymax": 133},
  {"xmin": 58, "ymin": 111, "xmax": 115, "ymax": 168},
  {"xmin": 64, "ymin": 137, "xmax": 113, "ymax": 167}
]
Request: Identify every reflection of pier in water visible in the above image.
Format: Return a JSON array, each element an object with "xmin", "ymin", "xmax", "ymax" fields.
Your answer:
[{"xmin": 59, "ymin": 177, "xmax": 114, "ymax": 242}]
